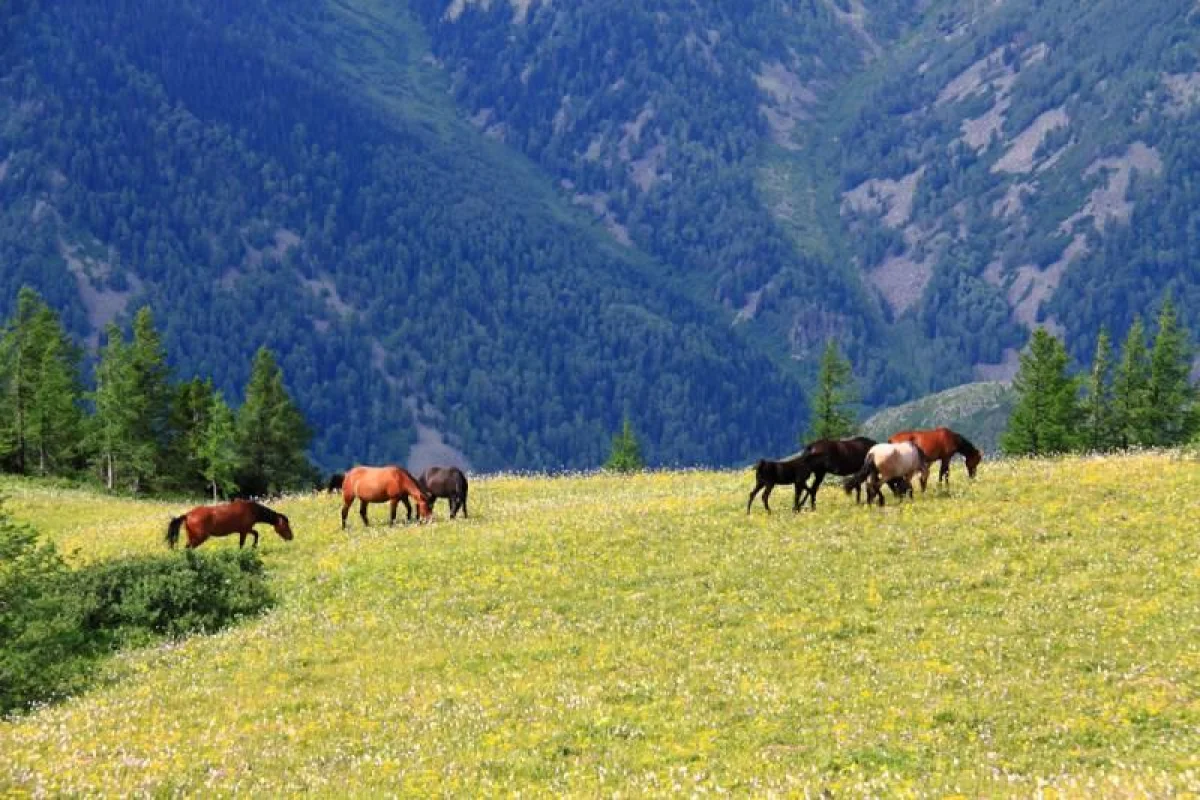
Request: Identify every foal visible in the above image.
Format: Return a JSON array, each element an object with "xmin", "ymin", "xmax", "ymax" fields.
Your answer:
[{"xmin": 746, "ymin": 455, "xmax": 812, "ymax": 514}]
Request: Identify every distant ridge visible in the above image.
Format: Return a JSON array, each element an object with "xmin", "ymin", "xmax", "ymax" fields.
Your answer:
[{"xmin": 861, "ymin": 382, "xmax": 1015, "ymax": 456}]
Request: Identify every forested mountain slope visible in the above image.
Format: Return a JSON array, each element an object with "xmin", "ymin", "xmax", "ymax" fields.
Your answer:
[
  {"xmin": 4, "ymin": 0, "xmax": 1197, "ymax": 471},
  {"xmin": 0, "ymin": 0, "xmax": 804, "ymax": 471},
  {"xmin": 419, "ymin": 0, "xmax": 1200, "ymax": 394}
]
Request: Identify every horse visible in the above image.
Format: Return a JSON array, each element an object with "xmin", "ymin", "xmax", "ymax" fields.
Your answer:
[
  {"xmin": 326, "ymin": 472, "xmax": 345, "ymax": 493},
  {"xmin": 888, "ymin": 427, "xmax": 982, "ymax": 486},
  {"xmin": 165, "ymin": 500, "xmax": 293, "ymax": 549},
  {"xmin": 842, "ymin": 442, "xmax": 930, "ymax": 507},
  {"xmin": 411, "ymin": 466, "xmax": 469, "ymax": 519},
  {"xmin": 341, "ymin": 465, "xmax": 432, "ymax": 528},
  {"xmin": 746, "ymin": 456, "xmax": 812, "ymax": 514}
]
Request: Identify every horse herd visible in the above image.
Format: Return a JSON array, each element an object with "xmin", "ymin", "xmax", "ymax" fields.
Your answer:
[
  {"xmin": 162, "ymin": 426, "xmax": 980, "ymax": 550},
  {"xmin": 165, "ymin": 464, "xmax": 468, "ymax": 550},
  {"xmin": 747, "ymin": 426, "xmax": 981, "ymax": 514}
]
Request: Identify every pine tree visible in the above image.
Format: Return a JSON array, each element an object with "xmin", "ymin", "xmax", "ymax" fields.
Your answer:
[
  {"xmin": 1001, "ymin": 328, "xmax": 1079, "ymax": 456},
  {"xmin": 1111, "ymin": 316, "xmax": 1151, "ymax": 449},
  {"xmin": 235, "ymin": 347, "xmax": 314, "ymax": 495},
  {"xmin": 1080, "ymin": 327, "xmax": 1114, "ymax": 453},
  {"xmin": 27, "ymin": 308, "xmax": 84, "ymax": 475},
  {"xmin": 126, "ymin": 307, "xmax": 172, "ymax": 492},
  {"xmin": 0, "ymin": 288, "xmax": 48, "ymax": 473},
  {"xmin": 1145, "ymin": 296, "xmax": 1195, "ymax": 447},
  {"xmin": 90, "ymin": 324, "xmax": 138, "ymax": 491},
  {"xmin": 166, "ymin": 377, "xmax": 217, "ymax": 494},
  {"xmin": 199, "ymin": 391, "xmax": 239, "ymax": 500},
  {"xmin": 805, "ymin": 340, "xmax": 857, "ymax": 442},
  {"xmin": 604, "ymin": 416, "xmax": 644, "ymax": 472}
]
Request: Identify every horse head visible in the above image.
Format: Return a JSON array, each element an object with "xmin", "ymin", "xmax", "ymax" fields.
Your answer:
[
  {"xmin": 965, "ymin": 450, "xmax": 981, "ymax": 478},
  {"xmin": 273, "ymin": 514, "xmax": 295, "ymax": 541}
]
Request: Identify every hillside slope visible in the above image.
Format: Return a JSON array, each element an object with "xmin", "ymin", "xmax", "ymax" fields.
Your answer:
[
  {"xmin": 860, "ymin": 381, "xmax": 1015, "ymax": 455},
  {"xmin": 0, "ymin": 0, "xmax": 806, "ymax": 471}
]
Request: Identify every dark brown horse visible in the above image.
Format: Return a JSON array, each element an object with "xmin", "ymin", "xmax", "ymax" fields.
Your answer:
[
  {"xmin": 411, "ymin": 466, "xmax": 469, "ymax": 519},
  {"xmin": 888, "ymin": 427, "xmax": 982, "ymax": 486},
  {"xmin": 794, "ymin": 436, "xmax": 903, "ymax": 509},
  {"xmin": 166, "ymin": 500, "xmax": 293, "ymax": 549},
  {"xmin": 326, "ymin": 473, "xmax": 345, "ymax": 493},
  {"xmin": 746, "ymin": 455, "xmax": 812, "ymax": 514},
  {"xmin": 341, "ymin": 465, "xmax": 431, "ymax": 528}
]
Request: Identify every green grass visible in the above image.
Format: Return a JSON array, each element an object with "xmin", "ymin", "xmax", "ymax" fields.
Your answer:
[{"xmin": 2, "ymin": 454, "xmax": 1199, "ymax": 795}]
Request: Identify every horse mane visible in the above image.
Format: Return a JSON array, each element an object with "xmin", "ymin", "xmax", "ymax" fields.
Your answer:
[
  {"xmin": 954, "ymin": 432, "xmax": 980, "ymax": 458},
  {"xmin": 249, "ymin": 501, "xmax": 281, "ymax": 524}
]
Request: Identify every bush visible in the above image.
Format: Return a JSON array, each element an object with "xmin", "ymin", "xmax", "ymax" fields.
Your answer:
[{"xmin": 0, "ymin": 511, "xmax": 273, "ymax": 715}]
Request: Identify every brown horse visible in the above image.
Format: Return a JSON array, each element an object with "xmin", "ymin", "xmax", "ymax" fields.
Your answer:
[
  {"xmin": 888, "ymin": 427, "xmax": 982, "ymax": 486},
  {"xmin": 165, "ymin": 500, "xmax": 293, "ymax": 549},
  {"xmin": 341, "ymin": 465, "xmax": 431, "ymax": 528},
  {"xmin": 413, "ymin": 466, "xmax": 469, "ymax": 519}
]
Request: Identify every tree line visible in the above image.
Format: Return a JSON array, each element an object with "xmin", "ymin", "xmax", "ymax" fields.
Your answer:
[
  {"xmin": 1002, "ymin": 295, "xmax": 1198, "ymax": 456},
  {"xmin": 0, "ymin": 288, "xmax": 316, "ymax": 497}
]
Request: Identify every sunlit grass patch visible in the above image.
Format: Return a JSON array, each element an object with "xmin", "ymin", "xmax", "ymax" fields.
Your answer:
[{"xmin": 2, "ymin": 454, "xmax": 1199, "ymax": 795}]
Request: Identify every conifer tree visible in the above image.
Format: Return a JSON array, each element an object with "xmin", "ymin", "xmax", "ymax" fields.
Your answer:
[
  {"xmin": 1111, "ymin": 316, "xmax": 1151, "ymax": 449},
  {"xmin": 199, "ymin": 391, "xmax": 239, "ymax": 500},
  {"xmin": 235, "ymin": 347, "xmax": 313, "ymax": 495},
  {"xmin": 27, "ymin": 309, "xmax": 84, "ymax": 474},
  {"xmin": 1080, "ymin": 327, "xmax": 1114, "ymax": 453},
  {"xmin": 166, "ymin": 377, "xmax": 217, "ymax": 494},
  {"xmin": 1145, "ymin": 296, "xmax": 1195, "ymax": 447},
  {"xmin": 0, "ymin": 288, "xmax": 48, "ymax": 473},
  {"xmin": 604, "ymin": 416, "xmax": 645, "ymax": 472},
  {"xmin": 1001, "ymin": 328, "xmax": 1079, "ymax": 456},
  {"xmin": 126, "ymin": 307, "xmax": 172, "ymax": 492},
  {"xmin": 90, "ymin": 324, "xmax": 138, "ymax": 490},
  {"xmin": 805, "ymin": 340, "xmax": 856, "ymax": 442}
]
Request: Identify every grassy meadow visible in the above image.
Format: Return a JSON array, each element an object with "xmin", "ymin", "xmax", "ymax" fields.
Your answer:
[{"xmin": 2, "ymin": 453, "xmax": 1199, "ymax": 796}]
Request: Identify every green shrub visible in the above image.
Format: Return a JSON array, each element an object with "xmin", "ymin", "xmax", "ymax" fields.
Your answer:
[{"xmin": 0, "ymin": 511, "xmax": 273, "ymax": 715}]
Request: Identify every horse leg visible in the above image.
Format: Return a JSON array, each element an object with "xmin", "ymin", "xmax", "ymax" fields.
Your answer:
[
  {"xmin": 252, "ymin": 530, "xmax": 259, "ymax": 548},
  {"xmin": 747, "ymin": 482, "xmax": 763, "ymax": 514},
  {"xmin": 239, "ymin": 531, "xmax": 247, "ymax": 549},
  {"xmin": 341, "ymin": 498, "xmax": 352, "ymax": 530},
  {"xmin": 389, "ymin": 498, "xmax": 399, "ymax": 526},
  {"xmin": 449, "ymin": 495, "xmax": 460, "ymax": 519},
  {"xmin": 761, "ymin": 484, "xmax": 774, "ymax": 513},
  {"xmin": 808, "ymin": 471, "xmax": 826, "ymax": 510},
  {"xmin": 939, "ymin": 457, "xmax": 950, "ymax": 487},
  {"xmin": 793, "ymin": 482, "xmax": 804, "ymax": 513},
  {"xmin": 359, "ymin": 499, "xmax": 370, "ymax": 527}
]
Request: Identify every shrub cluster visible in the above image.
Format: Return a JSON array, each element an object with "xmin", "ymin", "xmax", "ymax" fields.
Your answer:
[{"xmin": 0, "ymin": 512, "xmax": 272, "ymax": 714}]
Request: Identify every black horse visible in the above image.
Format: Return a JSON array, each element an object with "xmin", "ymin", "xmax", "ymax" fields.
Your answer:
[
  {"xmin": 747, "ymin": 436, "xmax": 906, "ymax": 513},
  {"xmin": 404, "ymin": 466, "xmax": 469, "ymax": 519},
  {"xmin": 790, "ymin": 436, "xmax": 883, "ymax": 509},
  {"xmin": 326, "ymin": 473, "xmax": 345, "ymax": 493},
  {"xmin": 746, "ymin": 455, "xmax": 812, "ymax": 514}
]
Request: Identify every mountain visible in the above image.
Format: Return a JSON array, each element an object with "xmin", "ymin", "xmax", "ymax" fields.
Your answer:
[
  {"xmin": 0, "ymin": 0, "xmax": 806, "ymax": 472},
  {"xmin": 3, "ymin": 0, "xmax": 1197, "ymax": 471}
]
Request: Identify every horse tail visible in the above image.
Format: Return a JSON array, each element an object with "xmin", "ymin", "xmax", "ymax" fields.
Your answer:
[
  {"xmin": 165, "ymin": 515, "xmax": 185, "ymax": 549},
  {"xmin": 843, "ymin": 456, "xmax": 875, "ymax": 495},
  {"xmin": 458, "ymin": 473, "xmax": 469, "ymax": 516}
]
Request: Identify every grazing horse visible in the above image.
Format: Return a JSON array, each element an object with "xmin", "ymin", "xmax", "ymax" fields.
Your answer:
[
  {"xmin": 411, "ymin": 466, "xmax": 470, "ymax": 519},
  {"xmin": 888, "ymin": 427, "xmax": 982, "ymax": 486},
  {"xmin": 341, "ymin": 465, "xmax": 431, "ymax": 528},
  {"xmin": 165, "ymin": 500, "xmax": 293, "ymax": 549},
  {"xmin": 326, "ymin": 472, "xmax": 345, "ymax": 493},
  {"xmin": 746, "ymin": 455, "xmax": 812, "ymax": 514},
  {"xmin": 843, "ymin": 442, "xmax": 929, "ymax": 507},
  {"xmin": 794, "ymin": 436, "xmax": 896, "ymax": 509}
]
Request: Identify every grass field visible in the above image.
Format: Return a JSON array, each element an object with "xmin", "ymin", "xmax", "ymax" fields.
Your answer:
[{"xmin": 2, "ymin": 454, "xmax": 1199, "ymax": 796}]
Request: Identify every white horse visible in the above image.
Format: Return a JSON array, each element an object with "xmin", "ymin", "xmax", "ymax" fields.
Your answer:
[{"xmin": 844, "ymin": 442, "xmax": 929, "ymax": 506}]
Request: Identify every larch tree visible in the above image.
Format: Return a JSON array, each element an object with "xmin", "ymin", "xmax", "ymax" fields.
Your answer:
[
  {"xmin": 805, "ymin": 340, "xmax": 857, "ymax": 443},
  {"xmin": 1001, "ymin": 328, "xmax": 1079, "ymax": 456},
  {"xmin": 1111, "ymin": 316, "xmax": 1151, "ymax": 450}
]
